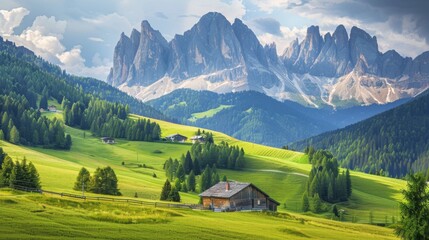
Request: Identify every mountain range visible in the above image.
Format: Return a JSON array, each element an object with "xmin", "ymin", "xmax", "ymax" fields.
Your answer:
[{"xmin": 107, "ymin": 12, "xmax": 429, "ymax": 108}]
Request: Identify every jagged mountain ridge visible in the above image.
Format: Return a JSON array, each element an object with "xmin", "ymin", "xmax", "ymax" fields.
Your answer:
[{"xmin": 107, "ymin": 12, "xmax": 429, "ymax": 107}]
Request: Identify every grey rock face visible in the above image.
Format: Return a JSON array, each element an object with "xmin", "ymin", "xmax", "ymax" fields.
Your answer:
[
  {"xmin": 293, "ymin": 26, "xmax": 324, "ymax": 73},
  {"xmin": 281, "ymin": 38, "xmax": 300, "ymax": 68},
  {"xmin": 107, "ymin": 12, "xmax": 429, "ymax": 107},
  {"xmin": 349, "ymin": 26, "xmax": 380, "ymax": 74},
  {"xmin": 131, "ymin": 20, "xmax": 169, "ymax": 86}
]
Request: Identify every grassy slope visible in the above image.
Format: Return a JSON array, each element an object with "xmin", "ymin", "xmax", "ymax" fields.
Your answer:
[
  {"xmin": 0, "ymin": 107, "xmax": 405, "ymax": 238},
  {"xmin": 188, "ymin": 104, "xmax": 233, "ymax": 122},
  {"xmin": 0, "ymin": 189, "xmax": 397, "ymax": 240}
]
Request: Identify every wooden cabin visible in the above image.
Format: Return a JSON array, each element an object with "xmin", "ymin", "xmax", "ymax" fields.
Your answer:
[
  {"xmin": 199, "ymin": 181, "xmax": 279, "ymax": 212},
  {"xmin": 166, "ymin": 133, "xmax": 188, "ymax": 143}
]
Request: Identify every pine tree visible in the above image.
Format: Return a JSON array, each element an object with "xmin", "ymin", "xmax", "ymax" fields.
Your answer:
[
  {"xmin": 332, "ymin": 205, "xmax": 339, "ymax": 218},
  {"xmin": 311, "ymin": 194, "xmax": 323, "ymax": 213},
  {"xmin": 346, "ymin": 169, "xmax": 352, "ymax": 198},
  {"xmin": 302, "ymin": 192, "xmax": 310, "ymax": 212},
  {"xmin": 176, "ymin": 164, "xmax": 185, "ymax": 182},
  {"xmin": 187, "ymin": 170, "xmax": 196, "ymax": 192},
  {"xmin": 395, "ymin": 173, "xmax": 429, "ymax": 239},
  {"xmin": 168, "ymin": 187, "xmax": 181, "ymax": 202},
  {"xmin": 200, "ymin": 165, "xmax": 211, "ymax": 192},
  {"xmin": 27, "ymin": 162, "xmax": 41, "ymax": 189},
  {"xmin": 174, "ymin": 178, "xmax": 182, "ymax": 191},
  {"xmin": 0, "ymin": 156, "xmax": 14, "ymax": 186},
  {"xmin": 183, "ymin": 151, "xmax": 193, "ymax": 174},
  {"xmin": 9, "ymin": 161, "xmax": 23, "ymax": 188},
  {"xmin": 222, "ymin": 175, "xmax": 227, "ymax": 181},
  {"xmin": 74, "ymin": 167, "xmax": 91, "ymax": 191},
  {"xmin": 160, "ymin": 179, "xmax": 172, "ymax": 201},
  {"xmin": 0, "ymin": 129, "xmax": 4, "ymax": 140},
  {"xmin": 9, "ymin": 126, "xmax": 20, "ymax": 144},
  {"xmin": 181, "ymin": 182, "xmax": 188, "ymax": 192},
  {"xmin": 64, "ymin": 134, "xmax": 72, "ymax": 150},
  {"xmin": 193, "ymin": 158, "xmax": 201, "ymax": 175}
]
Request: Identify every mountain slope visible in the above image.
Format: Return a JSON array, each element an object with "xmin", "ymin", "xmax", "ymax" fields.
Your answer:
[
  {"xmin": 0, "ymin": 36, "xmax": 168, "ymax": 121},
  {"xmin": 107, "ymin": 12, "xmax": 429, "ymax": 108},
  {"xmin": 148, "ymin": 89, "xmax": 409, "ymax": 147},
  {"xmin": 291, "ymin": 89, "xmax": 429, "ymax": 177}
]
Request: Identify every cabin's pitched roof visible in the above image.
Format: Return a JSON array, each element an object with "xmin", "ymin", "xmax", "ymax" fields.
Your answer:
[
  {"xmin": 166, "ymin": 133, "xmax": 187, "ymax": 138},
  {"xmin": 199, "ymin": 181, "xmax": 258, "ymax": 199}
]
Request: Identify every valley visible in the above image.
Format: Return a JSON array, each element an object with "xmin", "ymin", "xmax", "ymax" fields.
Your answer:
[{"xmin": 0, "ymin": 105, "xmax": 404, "ymax": 239}]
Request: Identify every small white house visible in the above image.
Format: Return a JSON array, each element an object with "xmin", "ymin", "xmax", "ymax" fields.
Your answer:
[{"xmin": 101, "ymin": 137, "xmax": 115, "ymax": 144}]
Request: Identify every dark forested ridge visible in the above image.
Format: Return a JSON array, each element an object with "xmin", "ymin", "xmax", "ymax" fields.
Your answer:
[
  {"xmin": 148, "ymin": 89, "xmax": 408, "ymax": 147},
  {"xmin": 0, "ymin": 37, "xmax": 162, "ymax": 147},
  {"xmin": 0, "ymin": 37, "xmax": 168, "ymax": 121},
  {"xmin": 292, "ymin": 90, "xmax": 429, "ymax": 178}
]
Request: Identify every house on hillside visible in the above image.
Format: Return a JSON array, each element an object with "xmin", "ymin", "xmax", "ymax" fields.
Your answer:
[
  {"xmin": 166, "ymin": 133, "xmax": 188, "ymax": 143},
  {"xmin": 48, "ymin": 105, "xmax": 57, "ymax": 112},
  {"xmin": 199, "ymin": 181, "xmax": 279, "ymax": 212},
  {"xmin": 101, "ymin": 137, "xmax": 115, "ymax": 144},
  {"xmin": 190, "ymin": 135, "xmax": 205, "ymax": 144}
]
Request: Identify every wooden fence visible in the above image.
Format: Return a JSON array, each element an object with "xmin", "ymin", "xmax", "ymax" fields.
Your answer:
[{"xmin": 11, "ymin": 185, "xmax": 203, "ymax": 210}]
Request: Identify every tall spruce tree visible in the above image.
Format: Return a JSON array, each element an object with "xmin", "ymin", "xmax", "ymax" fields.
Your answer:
[
  {"xmin": 183, "ymin": 151, "xmax": 193, "ymax": 174},
  {"xmin": 187, "ymin": 170, "xmax": 196, "ymax": 192},
  {"xmin": 9, "ymin": 126, "xmax": 20, "ymax": 144},
  {"xmin": 160, "ymin": 179, "xmax": 172, "ymax": 201},
  {"xmin": 395, "ymin": 173, "xmax": 429, "ymax": 240},
  {"xmin": 302, "ymin": 192, "xmax": 310, "ymax": 212},
  {"xmin": 346, "ymin": 169, "xmax": 352, "ymax": 198},
  {"xmin": 27, "ymin": 162, "xmax": 41, "ymax": 189}
]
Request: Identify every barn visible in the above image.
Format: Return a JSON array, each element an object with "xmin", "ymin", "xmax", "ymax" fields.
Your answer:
[{"xmin": 199, "ymin": 181, "xmax": 279, "ymax": 212}]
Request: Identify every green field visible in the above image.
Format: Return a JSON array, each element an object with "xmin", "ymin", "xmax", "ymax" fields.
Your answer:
[
  {"xmin": 0, "ymin": 108, "xmax": 405, "ymax": 239},
  {"xmin": 188, "ymin": 104, "xmax": 233, "ymax": 122},
  {"xmin": 0, "ymin": 189, "xmax": 398, "ymax": 240}
]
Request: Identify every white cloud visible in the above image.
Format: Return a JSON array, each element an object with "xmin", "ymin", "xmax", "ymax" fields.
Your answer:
[
  {"xmin": 258, "ymin": 26, "xmax": 307, "ymax": 55},
  {"xmin": 89, "ymin": 37, "xmax": 104, "ymax": 42},
  {"xmin": 0, "ymin": 7, "xmax": 111, "ymax": 80},
  {"xmin": 0, "ymin": 7, "xmax": 29, "ymax": 36},
  {"xmin": 250, "ymin": 0, "xmax": 303, "ymax": 13}
]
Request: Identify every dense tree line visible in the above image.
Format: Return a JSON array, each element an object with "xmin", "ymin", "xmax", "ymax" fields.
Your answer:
[
  {"xmin": 189, "ymin": 141, "xmax": 245, "ymax": 171},
  {"xmin": 165, "ymin": 141, "xmax": 244, "ymax": 178},
  {"xmin": 302, "ymin": 148, "xmax": 352, "ymax": 213},
  {"xmin": 74, "ymin": 167, "xmax": 121, "ymax": 196},
  {"xmin": 62, "ymin": 98, "xmax": 161, "ymax": 141},
  {"xmin": 0, "ymin": 151, "xmax": 41, "ymax": 189},
  {"xmin": 292, "ymin": 90, "xmax": 429, "ymax": 178},
  {"xmin": 0, "ymin": 94, "xmax": 71, "ymax": 149},
  {"xmin": 164, "ymin": 156, "xmax": 222, "ymax": 193}
]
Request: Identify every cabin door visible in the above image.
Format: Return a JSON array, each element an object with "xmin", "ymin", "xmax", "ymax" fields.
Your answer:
[{"xmin": 251, "ymin": 199, "xmax": 254, "ymax": 208}]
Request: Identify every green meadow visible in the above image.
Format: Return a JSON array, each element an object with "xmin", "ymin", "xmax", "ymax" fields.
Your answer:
[{"xmin": 0, "ymin": 107, "xmax": 404, "ymax": 239}]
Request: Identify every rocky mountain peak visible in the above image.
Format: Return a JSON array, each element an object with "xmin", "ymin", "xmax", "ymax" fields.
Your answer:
[
  {"xmin": 108, "ymin": 14, "xmax": 429, "ymax": 108},
  {"xmin": 349, "ymin": 26, "xmax": 379, "ymax": 71}
]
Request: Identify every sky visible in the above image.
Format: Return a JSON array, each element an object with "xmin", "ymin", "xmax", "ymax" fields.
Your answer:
[{"xmin": 0, "ymin": 0, "xmax": 428, "ymax": 80}]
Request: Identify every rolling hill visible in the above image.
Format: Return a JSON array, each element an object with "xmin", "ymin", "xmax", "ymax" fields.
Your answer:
[
  {"xmin": 291, "ymin": 89, "xmax": 429, "ymax": 178},
  {"xmin": 0, "ymin": 104, "xmax": 405, "ymax": 239}
]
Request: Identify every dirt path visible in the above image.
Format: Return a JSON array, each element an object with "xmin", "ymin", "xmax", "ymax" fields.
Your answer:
[{"xmin": 245, "ymin": 168, "xmax": 308, "ymax": 178}]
